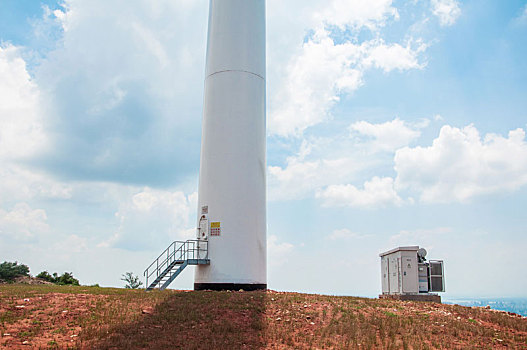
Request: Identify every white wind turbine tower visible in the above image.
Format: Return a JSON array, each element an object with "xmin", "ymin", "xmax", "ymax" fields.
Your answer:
[{"xmin": 144, "ymin": 0, "xmax": 267, "ymax": 291}]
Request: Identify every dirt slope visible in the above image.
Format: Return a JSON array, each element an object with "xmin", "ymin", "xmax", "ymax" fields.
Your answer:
[{"xmin": 1, "ymin": 285, "xmax": 526, "ymax": 349}]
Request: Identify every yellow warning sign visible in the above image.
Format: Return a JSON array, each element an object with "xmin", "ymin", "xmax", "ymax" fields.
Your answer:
[{"xmin": 210, "ymin": 222, "xmax": 221, "ymax": 236}]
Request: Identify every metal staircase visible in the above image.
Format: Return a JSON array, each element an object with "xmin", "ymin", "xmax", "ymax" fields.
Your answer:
[{"xmin": 144, "ymin": 239, "xmax": 209, "ymax": 291}]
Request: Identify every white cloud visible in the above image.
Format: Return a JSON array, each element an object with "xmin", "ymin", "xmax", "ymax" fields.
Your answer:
[
  {"xmin": 269, "ymin": 0, "xmax": 427, "ymax": 137},
  {"xmin": 317, "ymin": 176, "xmax": 403, "ymax": 208},
  {"xmin": 350, "ymin": 118, "xmax": 424, "ymax": 152},
  {"xmin": 267, "ymin": 235, "xmax": 294, "ymax": 267},
  {"xmin": 363, "ymin": 41, "xmax": 427, "ymax": 72},
  {"xmin": 0, "ymin": 165, "xmax": 73, "ymax": 206},
  {"xmin": 271, "ymin": 122, "xmax": 527, "ymax": 207},
  {"xmin": 268, "ymin": 117, "xmax": 428, "ymax": 201},
  {"xmin": 395, "ymin": 125, "xmax": 527, "ymax": 203},
  {"xmin": 270, "ymin": 30, "xmax": 427, "ymax": 137},
  {"xmin": 388, "ymin": 227, "xmax": 453, "ymax": 248},
  {"xmin": 53, "ymin": 234, "xmax": 88, "ymax": 254},
  {"xmin": 268, "ymin": 151, "xmax": 368, "ymax": 201},
  {"xmin": 431, "ymin": 0, "xmax": 461, "ymax": 27},
  {"xmin": 328, "ymin": 228, "xmax": 371, "ymax": 240},
  {"xmin": 32, "ymin": 0, "xmax": 207, "ymax": 185},
  {"xmin": 315, "ymin": 0, "xmax": 399, "ymax": 30},
  {"xmin": 515, "ymin": 4, "xmax": 527, "ymax": 24},
  {"xmin": 0, "ymin": 203, "xmax": 49, "ymax": 241},
  {"xmin": 270, "ymin": 28, "xmax": 364, "ymax": 137},
  {"xmin": 0, "ymin": 44, "xmax": 73, "ymax": 208},
  {"xmin": 100, "ymin": 188, "xmax": 197, "ymax": 251},
  {"xmin": 0, "ymin": 44, "xmax": 47, "ymax": 160}
]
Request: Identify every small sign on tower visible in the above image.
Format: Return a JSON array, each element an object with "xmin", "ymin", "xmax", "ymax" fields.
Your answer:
[{"xmin": 210, "ymin": 222, "xmax": 221, "ymax": 236}]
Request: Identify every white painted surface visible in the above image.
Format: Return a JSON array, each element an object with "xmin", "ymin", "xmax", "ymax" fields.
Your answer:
[
  {"xmin": 381, "ymin": 247, "xmax": 420, "ymax": 295},
  {"xmin": 388, "ymin": 254, "xmax": 400, "ymax": 294},
  {"xmin": 401, "ymin": 253, "xmax": 418, "ymax": 294},
  {"xmin": 381, "ymin": 256, "xmax": 389, "ymax": 294},
  {"xmin": 195, "ymin": 0, "xmax": 266, "ymax": 286}
]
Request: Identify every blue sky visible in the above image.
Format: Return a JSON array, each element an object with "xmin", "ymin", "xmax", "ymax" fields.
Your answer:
[{"xmin": 0, "ymin": 0, "xmax": 526, "ymax": 298}]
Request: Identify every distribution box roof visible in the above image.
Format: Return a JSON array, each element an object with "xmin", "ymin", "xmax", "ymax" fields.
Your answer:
[{"xmin": 379, "ymin": 246, "xmax": 420, "ymax": 257}]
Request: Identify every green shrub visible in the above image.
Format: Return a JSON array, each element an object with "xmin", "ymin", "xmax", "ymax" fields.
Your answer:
[
  {"xmin": 121, "ymin": 272, "xmax": 143, "ymax": 289},
  {"xmin": 36, "ymin": 271, "xmax": 80, "ymax": 286},
  {"xmin": 36, "ymin": 271, "xmax": 54, "ymax": 283},
  {"xmin": 56, "ymin": 272, "xmax": 80, "ymax": 286},
  {"xmin": 0, "ymin": 261, "xmax": 30, "ymax": 281}
]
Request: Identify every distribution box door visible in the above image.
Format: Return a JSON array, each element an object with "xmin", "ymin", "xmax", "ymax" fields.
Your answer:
[
  {"xmin": 429, "ymin": 260, "xmax": 445, "ymax": 292},
  {"xmin": 418, "ymin": 263, "xmax": 429, "ymax": 293},
  {"xmin": 381, "ymin": 256, "xmax": 390, "ymax": 294},
  {"xmin": 388, "ymin": 256, "xmax": 400, "ymax": 294},
  {"xmin": 401, "ymin": 255, "xmax": 418, "ymax": 294}
]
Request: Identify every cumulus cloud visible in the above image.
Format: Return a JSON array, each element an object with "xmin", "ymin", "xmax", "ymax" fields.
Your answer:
[
  {"xmin": 431, "ymin": 0, "xmax": 461, "ymax": 27},
  {"xmin": 389, "ymin": 227, "xmax": 453, "ymax": 247},
  {"xmin": 268, "ymin": 154, "xmax": 363, "ymax": 201},
  {"xmin": 314, "ymin": 0, "xmax": 399, "ymax": 30},
  {"xmin": 0, "ymin": 165, "xmax": 73, "ymax": 206},
  {"xmin": 270, "ymin": 28, "xmax": 363, "ymax": 137},
  {"xmin": 364, "ymin": 41, "xmax": 427, "ymax": 73},
  {"xmin": 33, "ymin": 0, "xmax": 207, "ymax": 186},
  {"xmin": 395, "ymin": 125, "xmax": 527, "ymax": 203},
  {"xmin": 514, "ymin": 4, "xmax": 527, "ymax": 25},
  {"xmin": 100, "ymin": 188, "xmax": 197, "ymax": 251},
  {"xmin": 0, "ymin": 45, "xmax": 73, "ymax": 205},
  {"xmin": 267, "ymin": 235, "xmax": 294, "ymax": 267},
  {"xmin": 328, "ymin": 228, "xmax": 371, "ymax": 240},
  {"xmin": 0, "ymin": 44, "xmax": 46, "ymax": 160},
  {"xmin": 53, "ymin": 234, "xmax": 88, "ymax": 254},
  {"xmin": 269, "ymin": 0, "xmax": 427, "ymax": 137},
  {"xmin": 270, "ymin": 31, "xmax": 427, "ymax": 137},
  {"xmin": 268, "ymin": 117, "xmax": 428, "ymax": 201},
  {"xmin": 271, "ymin": 122, "xmax": 527, "ymax": 207},
  {"xmin": 350, "ymin": 118, "xmax": 425, "ymax": 152},
  {"xmin": 0, "ymin": 203, "xmax": 49, "ymax": 242},
  {"xmin": 317, "ymin": 176, "xmax": 403, "ymax": 208}
]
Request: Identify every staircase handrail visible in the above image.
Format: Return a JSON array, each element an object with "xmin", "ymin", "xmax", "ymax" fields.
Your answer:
[
  {"xmin": 144, "ymin": 239, "xmax": 209, "ymax": 289},
  {"xmin": 144, "ymin": 240, "xmax": 184, "ymax": 280}
]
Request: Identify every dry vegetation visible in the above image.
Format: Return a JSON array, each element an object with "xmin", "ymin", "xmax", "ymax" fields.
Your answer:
[{"xmin": 0, "ymin": 285, "xmax": 526, "ymax": 349}]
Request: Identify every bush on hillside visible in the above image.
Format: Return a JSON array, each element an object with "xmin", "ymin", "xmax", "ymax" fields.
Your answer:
[
  {"xmin": 36, "ymin": 271, "xmax": 80, "ymax": 286},
  {"xmin": 0, "ymin": 261, "xmax": 30, "ymax": 282},
  {"xmin": 56, "ymin": 272, "xmax": 80, "ymax": 286},
  {"xmin": 121, "ymin": 272, "xmax": 143, "ymax": 289},
  {"xmin": 36, "ymin": 271, "xmax": 54, "ymax": 282}
]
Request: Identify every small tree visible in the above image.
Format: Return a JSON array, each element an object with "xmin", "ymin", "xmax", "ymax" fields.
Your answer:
[
  {"xmin": 36, "ymin": 271, "xmax": 80, "ymax": 285},
  {"xmin": 0, "ymin": 261, "xmax": 30, "ymax": 281},
  {"xmin": 121, "ymin": 272, "xmax": 143, "ymax": 289},
  {"xmin": 56, "ymin": 272, "xmax": 80, "ymax": 286},
  {"xmin": 36, "ymin": 271, "xmax": 54, "ymax": 283}
]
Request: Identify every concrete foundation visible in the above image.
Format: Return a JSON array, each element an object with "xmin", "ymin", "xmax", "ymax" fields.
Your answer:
[{"xmin": 379, "ymin": 294, "xmax": 441, "ymax": 303}]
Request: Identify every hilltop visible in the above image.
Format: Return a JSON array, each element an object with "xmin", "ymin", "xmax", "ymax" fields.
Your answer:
[{"xmin": 0, "ymin": 284, "xmax": 526, "ymax": 349}]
